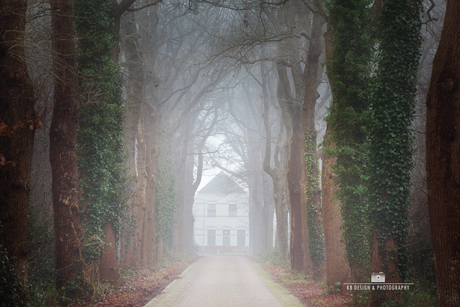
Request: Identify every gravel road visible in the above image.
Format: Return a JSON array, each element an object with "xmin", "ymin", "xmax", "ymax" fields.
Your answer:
[{"xmin": 144, "ymin": 255, "xmax": 303, "ymax": 307}]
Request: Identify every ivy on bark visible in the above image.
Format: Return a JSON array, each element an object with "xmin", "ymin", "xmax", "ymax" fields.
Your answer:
[
  {"xmin": 325, "ymin": 0, "xmax": 373, "ymax": 282},
  {"xmin": 367, "ymin": 0, "xmax": 421, "ymax": 279},
  {"xmin": 75, "ymin": 0, "xmax": 129, "ymax": 261}
]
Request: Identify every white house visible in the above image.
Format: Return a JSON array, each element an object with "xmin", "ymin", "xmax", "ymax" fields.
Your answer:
[{"xmin": 193, "ymin": 172, "xmax": 249, "ymax": 253}]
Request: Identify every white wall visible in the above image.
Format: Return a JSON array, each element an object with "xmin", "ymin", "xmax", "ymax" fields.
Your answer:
[{"xmin": 193, "ymin": 193, "xmax": 249, "ymax": 248}]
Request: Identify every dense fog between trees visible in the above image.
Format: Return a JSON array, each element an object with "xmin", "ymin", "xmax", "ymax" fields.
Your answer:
[{"xmin": 0, "ymin": 0, "xmax": 458, "ymax": 306}]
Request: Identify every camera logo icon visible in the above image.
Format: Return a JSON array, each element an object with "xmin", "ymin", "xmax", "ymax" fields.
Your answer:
[{"xmin": 371, "ymin": 272, "xmax": 386, "ymax": 283}]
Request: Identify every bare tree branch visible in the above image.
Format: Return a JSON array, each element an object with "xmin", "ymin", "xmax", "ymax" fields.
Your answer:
[
  {"xmin": 197, "ymin": 0, "xmax": 291, "ymax": 12},
  {"xmin": 112, "ymin": 0, "xmax": 137, "ymax": 19},
  {"xmin": 127, "ymin": 0, "xmax": 163, "ymax": 12}
]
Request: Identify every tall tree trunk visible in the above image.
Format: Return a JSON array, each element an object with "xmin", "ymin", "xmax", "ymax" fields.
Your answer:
[
  {"xmin": 49, "ymin": 0, "xmax": 82, "ymax": 290},
  {"xmin": 248, "ymin": 130, "xmax": 270, "ymax": 255},
  {"xmin": 286, "ymin": 102, "xmax": 304, "ymax": 271},
  {"xmin": 321, "ymin": 18, "xmax": 351, "ymax": 287},
  {"xmin": 262, "ymin": 84, "xmax": 289, "ymax": 261},
  {"xmin": 321, "ymin": 134, "xmax": 350, "ymax": 288},
  {"xmin": 368, "ymin": 1, "xmax": 421, "ymax": 305},
  {"xmin": 262, "ymin": 172, "xmax": 275, "ymax": 252},
  {"xmin": 139, "ymin": 102, "xmax": 157, "ymax": 267},
  {"xmin": 274, "ymin": 64, "xmax": 294, "ymax": 263},
  {"xmin": 100, "ymin": 1, "xmax": 150, "ymax": 277},
  {"xmin": 120, "ymin": 10, "xmax": 143, "ymax": 270},
  {"xmin": 321, "ymin": 20, "xmax": 351, "ymax": 287},
  {"xmin": 178, "ymin": 105, "xmax": 217, "ymax": 254},
  {"xmin": 0, "ymin": 0, "xmax": 37, "ymax": 289},
  {"xmin": 321, "ymin": 0, "xmax": 371, "ymax": 288},
  {"xmin": 426, "ymin": 1, "xmax": 460, "ymax": 305},
  {"xmin": 257, "ymin": 61, "xmax": 285, "ymax": 257},
  {"xmin": 273, "ymin": 177, "xmax": 289, "ymax": 261},
  {"xmin": 99, "ymin": 222, "xmax": 119, "ymax": 285},
  {"xmin": 173, "ymin": 115, "xmax": 195, "ymax": 253},
  {"xmin": 321, "ymin": 19, "xmax": 352, "ymax": 289},
  {"xmin": 136, "ymin": 116, "xmax": 148, "ymax": 264},
  {"xmin": 301, "ymin": 11, "xmax": 324, "ymax": 278},
  {"xmin": 276, "ymin": 60, "xmax": 304, "ymax": 271},
  {"xmin": 183, "ymin": 144, "xmax": 205, "ymax": 254}
]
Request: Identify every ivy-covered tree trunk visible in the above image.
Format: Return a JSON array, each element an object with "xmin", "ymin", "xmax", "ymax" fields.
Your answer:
[
  {"xmin": 49, "ymin": 0, "xmax": 83, "ymax": 291},
  {"xmin": 75, "ymin": 0, "xmax": 128, "ymax": 286},
  {"xmin": 0, "ymin": 0, "xmax": 37, "ymax": 290},
  {"xmin": 426, "ymin": 1, "xmax": 460, "ymax": 305},
  {"xmin": 368, "ymin": 0, "xmax": 421, "ymax": 305},
  {"xmin": 325, "ymin": 0, "xmax": 373, "ymax": 287}
]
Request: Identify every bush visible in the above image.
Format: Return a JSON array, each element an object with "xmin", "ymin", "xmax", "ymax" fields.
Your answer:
[
  {"xmin": 258, "ymin": 249, "xmax": 290, "ymax": 269},
  {"xmin": 0, "ymin": 245, "xmax": 26, "ymax": 307}
]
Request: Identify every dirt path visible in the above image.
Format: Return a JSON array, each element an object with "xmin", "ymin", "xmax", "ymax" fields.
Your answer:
[{"xmin": 144, "ymin": 255, "xmax": 303, "ymax": 307}]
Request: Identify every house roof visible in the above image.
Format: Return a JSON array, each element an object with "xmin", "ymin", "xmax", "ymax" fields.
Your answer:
[{"xmin": 197, "ymin": 171, "xmax": 244, "ymax": 195}]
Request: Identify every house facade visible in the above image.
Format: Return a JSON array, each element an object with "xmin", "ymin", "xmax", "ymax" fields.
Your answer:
[{"xmin": 193, "ymin": 172, "xmax": 249, "ymax": 253}]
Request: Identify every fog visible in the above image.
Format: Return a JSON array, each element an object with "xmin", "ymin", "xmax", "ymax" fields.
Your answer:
[{"xmin": 4, "ymin": 0, "xmax": 447, "ymax": 305}]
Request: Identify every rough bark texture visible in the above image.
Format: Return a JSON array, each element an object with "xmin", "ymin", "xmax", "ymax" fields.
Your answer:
[
  {"xmin": 262, "ymin": 62, "xmax": 289, "ymax": 261},
  {"xmin": 321, "ymin": 140, "xmax": 351, "ymax": 288},
  {"xmin": 175, "ymin": 157, "xmax": 197, "ymax": 254},
  {"xmin": 426, "ymin": 1, "xmax": 460, "ymax": 305},
  {"xmin": 180, "ymin": 129, "xmax": 206, "ymax": 255},
  {"xmin": 300, "ymin": 11, "xmax": 323, "ymax": 277},
  {"xmin": 97, "ymin": 5, "xmax": 146, "ymax": 283},
  {"xmin": 173, "ymin": 116, "xmax": 194, "ymax": 254},
  {"xmin": 0, "ymin": 0, "xmax": 37, "ymax": 287},
  {"xmin": 286, "ymin": 102, "xmax": 304, "ymax": 272},
  {"xmin": 134, "ymin": 109, "xmax": 157, "ymax": 268},
  {"xmin": 119, "ymin": 10, "xmax": 158, "ymax": 270},
  {"xmin": 48, "ymin": 0, "xmax": 82, "ymax": 289},
  {"xmin": 370, "ymin": 232, "xmax": 401, "ymax": 301},
  {"xmin": 276, "ymin": 60, "xmax": 304, "ymax": 271},
  {"xmin": 262, "ymin": 172, "xmax": 275, "ymax": 252},
  {"xmin": 135, "ymin": 117, "xmax": 148, "ymax": 264},
  {"xmin": 99, "ymin": 222, "xmax": 120, "ymax": 285},
  {"xmin": 111, "ymin": 0, "xmax": 136, "ymax": 62},
  {"xmin": 142, "ymin": 106, "xmax": 157, "ymax": 266},
  {"xmin": 369, "ymin": 1, "xmax": 421, "ymax": 305},
  {"xmin": 119, "ymin": 11, "xmax": 143, "ymax": 270},
  {"xmin": 273, "ymin": 179, "xmax": 289, "ymax": 260},
  {"xmin": 248, "ymin": 133, "xmax": 271, "ymax": 255},
  {"xmin": 321, "ymin": 18, "xmax": 352, "ymax": 289}
]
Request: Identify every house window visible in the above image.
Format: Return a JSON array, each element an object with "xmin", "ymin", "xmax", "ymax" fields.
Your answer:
[
  {"xmin": 207, "ymin": 204, "xmax": 216, "ymax": 217},
  {"xmin": 223, "ymin": 229, "xmax": 230, "ymax": 246},
  {"xmin": 237, "ymin": 230, "xmax": 246, "ymax": 247},
  {"xmin": 228, "ymin": 204, "xmax": 237, "ymax": 217},
  {"xmin": 207, "ymin": 229, "xmax": 216, "ymax": 245}
]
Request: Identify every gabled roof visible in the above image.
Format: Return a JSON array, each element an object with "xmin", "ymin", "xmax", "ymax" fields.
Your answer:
[{"xmin": 197, "ymin": 171, "xmax": 244, "ymax": 195}]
